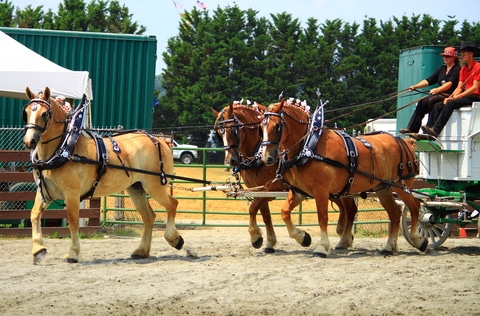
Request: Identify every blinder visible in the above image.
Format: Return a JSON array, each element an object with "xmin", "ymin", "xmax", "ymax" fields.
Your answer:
[
  {"xmin": 260, "ymin": 111, "xmax": 283, "ymax": 146},
  {"xmin": 23, "ymin": 98, "xmax": 53, "ymax": 133},
  {"xmin": 216, "ymin": 113, "xmax": 241, "ymax": 150}
]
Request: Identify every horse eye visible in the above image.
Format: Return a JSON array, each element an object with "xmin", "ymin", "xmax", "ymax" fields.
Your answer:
[
  {"xmin": 274, "ymin": 123, "xmax": 282, "ymax": 134},
  {"xmin": 262, "ymin": 118, "xmax": 268, "ymax": 125}
]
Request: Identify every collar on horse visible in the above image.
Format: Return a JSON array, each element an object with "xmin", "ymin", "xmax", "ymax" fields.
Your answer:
[{"xmin": 30, "ymin": 94, "xmax": 88, "ymax": 171}]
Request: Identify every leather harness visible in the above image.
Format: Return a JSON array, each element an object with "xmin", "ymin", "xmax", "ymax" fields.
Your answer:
[{"xmin": 270, "ymin": 105, "xmax": 418, "ymax": 198}]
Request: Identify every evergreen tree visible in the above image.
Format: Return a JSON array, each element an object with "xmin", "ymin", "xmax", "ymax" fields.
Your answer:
[{"xmin": 0, "ymin": 0, "xmax": 14, "ymax": 27}]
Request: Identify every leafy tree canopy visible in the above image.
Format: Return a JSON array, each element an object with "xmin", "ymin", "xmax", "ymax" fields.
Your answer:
[
  {"xmin": 0, "ymin": 0, "xmax": 145, "ymax": 33},
  {"xmin": 157, "ymin": 5, "xmax": 479, "ymax": 143}
]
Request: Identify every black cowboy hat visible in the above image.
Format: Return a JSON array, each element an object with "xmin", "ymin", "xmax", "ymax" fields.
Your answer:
[{"xmin": 457, "ymin": 42, "xmax": 480, "ymax": 55}]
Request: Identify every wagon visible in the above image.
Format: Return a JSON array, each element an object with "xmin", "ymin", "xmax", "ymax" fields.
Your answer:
[{"xmin": 400, "ymin": 102, "xmax": 480, "ymax": 249}]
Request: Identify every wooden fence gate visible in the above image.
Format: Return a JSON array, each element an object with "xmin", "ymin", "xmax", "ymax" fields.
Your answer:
[{"xmin": 0, "ymin": 150, "xmax": 100, "ymax": 237}]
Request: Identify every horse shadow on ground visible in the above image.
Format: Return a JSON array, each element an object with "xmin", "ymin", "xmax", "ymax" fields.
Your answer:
[
  {"xmin": 256, "ymin": 243, "xmax": 480, "ymax": 259},
  {"xmin": 438, "ymin": 245, "xmax": 480, "ymax": 256},
  {"xmin": 77, "ymin": 251, "xmax": 212, "ymax": 266}
]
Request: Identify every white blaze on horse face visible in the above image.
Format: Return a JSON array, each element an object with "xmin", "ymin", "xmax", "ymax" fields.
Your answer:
[
  {"xmin": 221, "ymin": 129, "xmax": 232, "ymax": 163},
  {"xmin": 221, "ymin": 130, "xmax": 228, "ymax": 148},
  {"xmin": 262, "ymin": 117, "xmax": 270, "ymax": 145},
  {"xmin": 23, "ymin": 104, "xmax": 42, "ymax": 148}
]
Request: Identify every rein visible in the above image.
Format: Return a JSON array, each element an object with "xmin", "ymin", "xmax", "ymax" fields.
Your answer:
[
  {"xmin": 25, "ymin": 95, "xmax": 211, "ymax": 203},
  {"xmin": 68, "ymin": 154, "xmax": 211, "ymax": 184},
  {"xmin": 262, "ymin": 100, "xmax": 427, "ymax": 198}
]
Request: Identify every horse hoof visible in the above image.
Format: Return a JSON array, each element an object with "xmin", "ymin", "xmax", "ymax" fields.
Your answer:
[
  {"xmin": 64, "ymin": 257, "xmax": 79, "ymax": 263},
  {"xmin": 263, "ymin": 247, "xmax": 275, "ymax": 254},
  {"xmin": 33, "ymin": 248, "xmax": 47, "ymax": 265},
  {"xmin": 252, "ymin": 237, "xmax": 263, "ymax": 249},
  {"xmin": 379, "ymin": 250, "xmax": 393, "ymax": 257},
  {"xmin": 301, "ymin": 232, "xmax": 312, "ymax": 247},
  {"xmin": 312, "ymin": 252, "xmax": 327, "ymax": 258},
  {"xmin": 418, "ymin": 238, "xmax": 428, "ymax": 252},
  {"xmin": 175, "ymin": 236, "xmax": 184, "ymax": 250},
  {"xmin": 130, "ymin": 254, "xmax": 146, "ymax": 260}
]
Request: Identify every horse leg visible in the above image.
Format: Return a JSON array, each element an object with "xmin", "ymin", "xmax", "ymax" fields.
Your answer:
[
  {"xmin": 247, "ymin": 198, "xmax": 264, "ymax": 249},
  {"xmin": 258, "ymin": 199, "xmax": 277, "ymax": 253},
  {"xmin": 126, "ymin": 184, "xmax": 157, "ymax": 258},
  {"xmin": 141, "ymin": 183, "xmax": 183, "ymax": 252},
  {"xmin": 313, "ymin": 194, "xmax": 332, "ymax": 257},
  {"xmin": 281, "ymin": 191, "xmax": 311, "ymax": 247},
  {"xmin": 333, "ymin": 197, "xmax": 357, "ymax": 250},
  {"xmin": 395, "ymin": 188, "xmax": 428, "ymax": 252},
  {"xmin": 64, "ymin": 197, "xmax": 81, "ymax": 263},
  {"xmin": 376, "ymin": 188, "xmax": 402, "ymax": 256},
  {"xmin": 31, "ymin": 192, "xmax": 49, "ymax": 264}
]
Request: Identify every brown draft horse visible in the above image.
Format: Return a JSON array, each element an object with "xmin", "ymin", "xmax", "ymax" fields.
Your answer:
[
  {"xmin": 260, "ymin": 100, "xmax": 428, "ymax": 257},
  {"xmin": 23, "ymin": 87, "xmax": 183, "ymax": 264},
  {"xmin": 213, "ymin": 103, "xmax": 358, "ymax": 252}
]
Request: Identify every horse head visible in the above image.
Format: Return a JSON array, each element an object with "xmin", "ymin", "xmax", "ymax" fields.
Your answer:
[
  {"xmin": 213, "ymin": 103, "xmax": 265, "ymax": 167},
  {"xmin": 260, "ymin": 100, "xmax": 285, "ymax": 166},
  {"xmin": 23, "ymin": 86, "xmax": 67, "ymax": 150},
  {"xmin": 213, "ymin": 104, "xmax": 242, "ymax": 166},
  {"xmin": 261, "ymin": 99, "xmax": 310, "ymax": 166}
]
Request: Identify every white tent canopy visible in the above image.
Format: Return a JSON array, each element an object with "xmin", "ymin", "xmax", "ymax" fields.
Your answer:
[{"xmin": 0, "ymin": 30, "xmax": 92, "ymax": 100}]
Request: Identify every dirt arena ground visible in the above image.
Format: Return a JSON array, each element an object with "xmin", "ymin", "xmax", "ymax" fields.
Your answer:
[{"xmin": 0, "ymin": 226, "xmax": 479, "ymax": 316}]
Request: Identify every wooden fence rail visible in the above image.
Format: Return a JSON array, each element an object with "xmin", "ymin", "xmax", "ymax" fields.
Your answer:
[{"xmin": 0, "ymin": 150, "xmax": 100, "ymax": 237}]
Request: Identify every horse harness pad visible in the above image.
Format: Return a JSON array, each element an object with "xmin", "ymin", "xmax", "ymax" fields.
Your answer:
[
  {"xmin": 296, "ymin": 104, "xmax": 325, "ymax": 167},
  {"xmin": 80, "ymin": 130, "xmax": 108, "ymax": 201},
  {"xmin": 31, "ymin": 95, "xmax": 88, "ymax": 203},
  {"xmin": 333, "ymin": 130, "xmax": 359, "ymax": 195}
]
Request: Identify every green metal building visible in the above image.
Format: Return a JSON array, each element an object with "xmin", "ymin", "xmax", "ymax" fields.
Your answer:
[
  {"xmin": 396, "ymin": 45, "xmax": 445, "ymax": 131},
  {"xmin": 0, "ymin": 28, "xmax": 157, "ymax": 129}
]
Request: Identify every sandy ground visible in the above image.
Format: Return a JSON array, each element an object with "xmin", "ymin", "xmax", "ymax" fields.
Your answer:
[{"xmin": 0, "ymin": 226, "xmax": 479, "ymax": 316}]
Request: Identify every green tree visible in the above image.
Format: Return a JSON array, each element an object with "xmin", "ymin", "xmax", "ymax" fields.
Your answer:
[
  {"xmin": 264, "ymin": 12, "xmax": 301, "ymax": 99},
  {"xmin": 55, "ymin": 0, "xmax": 89, "ymax": 31},
  {"xmin": 1, "ymin": 0, "xmax": 145, "ymax": 34},
  {"xmin": 0, "ymin": 0, "xmax": 14, "ymax": 27}
]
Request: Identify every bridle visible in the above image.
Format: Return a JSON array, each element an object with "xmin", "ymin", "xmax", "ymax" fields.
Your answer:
[
  {"xmin": 260, "ymin": 111, "xmax": 284, "ymax": 147},
  {"xmin": 261, "ymin": 106, "xmax": 311, "ymax": 155},
  {"xmin": 215, "ymin": 110, "xmax": 241, "ymax": 150},
  {"xmin": 23, "ymin": 98, "xmax": 53, "ymax": 134}
]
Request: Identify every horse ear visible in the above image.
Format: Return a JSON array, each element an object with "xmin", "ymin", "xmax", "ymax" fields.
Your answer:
[
  {"xmin": 279, "ymin": 99, "xmax": 286, "ymax": 110},
  {"xmin": 257, "ymin": 103, "xmax": 267, "ymax": 113},
  {"xmin": 25, "ymin": 87, "xmax": 34, "ymax": 100},
  {"xmin": 44, "ymin": 87, "xmax": 51, "ymax": 100},
  {"xmin": 212, "ymin": 107, "xmax": 219, "ymax": 118}
]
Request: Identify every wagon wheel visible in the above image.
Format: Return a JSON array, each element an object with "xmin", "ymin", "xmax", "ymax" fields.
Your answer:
[{"xmin": 399, "ymin": 203, "xmax": 453, "ymax": 250}]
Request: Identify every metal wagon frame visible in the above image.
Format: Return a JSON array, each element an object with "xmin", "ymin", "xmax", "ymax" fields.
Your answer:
[{"xmin": 399, "ymin": 102, "xmax": 480, "ymax": 249}]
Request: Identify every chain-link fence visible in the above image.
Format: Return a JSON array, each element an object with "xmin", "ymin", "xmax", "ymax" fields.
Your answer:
[
  {"xmin": 1, "ymin": 127, "xmax": 390, "ymax": 235},
  {"xmin": 0, "ymin": 127, "xmax": 32, "ymax": 216}
]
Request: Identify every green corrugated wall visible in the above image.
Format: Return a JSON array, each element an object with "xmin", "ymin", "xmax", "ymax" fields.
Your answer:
[
  {"xmin": 396, "ymin": 45, "xmax": 444, "ymax": 132},
  {"xmin": 0, "ymin": 28, "xmax": 157, "ymax": 129}
]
